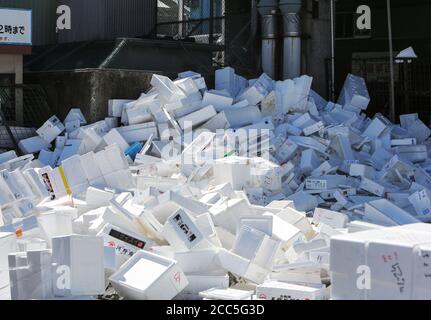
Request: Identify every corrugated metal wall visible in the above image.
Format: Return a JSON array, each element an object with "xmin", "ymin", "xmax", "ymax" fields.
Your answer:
[
  {"xmin": 57, "ymin": 0, "xmax": 157, "ymax": 43},
  {"xmin": 0, "ymin": 0, "xmax": 57, "ymax": 46}
]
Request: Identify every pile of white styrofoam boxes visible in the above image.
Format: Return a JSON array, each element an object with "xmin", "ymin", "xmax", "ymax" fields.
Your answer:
[{"xmin": 1, "ymin": 66, "xmax": 431, "ymax": 300}]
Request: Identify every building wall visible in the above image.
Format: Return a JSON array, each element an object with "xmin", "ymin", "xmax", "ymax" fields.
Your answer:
[
  {"xmin": 0, "ymin": 0, "xmax": 157, "ymax": 46},
  {"xmin": 0, "ymin": 54, "xmax": 22, "ymax": 82},
  {"xmin": 335, "ymin": 0, "xmax": 431, "ymax": 92},
  {"xmin": 57, "ymin": 0, "xmax": 157, "ymax": 43},
  {"xmin": 303, "ymin": 0, "xmax": 332, "ymax": 98}
]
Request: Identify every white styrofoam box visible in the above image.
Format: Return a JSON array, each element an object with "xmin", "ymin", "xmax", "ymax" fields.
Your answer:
[
  {"xmin": 108, "ymin": 100, "xmax": 133, "ymax": 118},
  {"xmin": 37, "ymin": 211, "xmax": 74, "ymax": 246},
  {"xmin": 412, "ymin": 242, "xmax": 431, "ymax": 299},
  {"xmin": 58, "ymin": 139, "xmax": 84, "ymax": 164},
  {"xmin": 331, "ymin": 135, "xmax": 355, "ymax": 161},
  {"xmin": 178, "ymin": 274, "xmax": 229, "ymax": 299},
  {"xmin": 394, "ymin": 145, "xmax": 428, "ymax": 164},
  {"xmin": 215, "ymin": 67, "xmax": 236, "ymax": 96},
  {"xmin": 256, "ymin": 281, "xmax": 327, "ymax": 300},
  {"xmin": 199, "ymin": 287, "xmax": 253, "ymax": 300},
  {"xmin": 349, "ymin": 163, "xmax": 375, "ymax": 179},
  {"xmin": 262, "ymin": 213, "xmax": 305, "ymax": 251},
  {"xmin": 173, "ymin": 102, "xmax": 203, "ymax": 119},
  {"xmin": 213, "ymin": 157, "xmax": 252, "ymax": 191},
  {"xmin": 78, "ymin": 152, "xmax": 106, "ymax": 188},
  {"xmin": 64, "ymin": 108, "xmax": 87, "ymax": 125},
  {"xmin": 61, "ymin": 155, "xmax": 90, "ymax": 195},
  {"xmin": 359, "ymin": 177, "xmax": 386, "ymax": 197},
  {"xmin": 103, "ymin": 129, "xmax": 130, "ymax": 152},
  {"xmin": 73, "ymin": 207, "xmax": 105, "ymax": 235},
  {"xmin": 194, "ymin": 77, "xmax": 207, "ymax": 91},
  {"xmin": 337, "ymin": 74, "xmax": 370, "ymax": 110},
  {"xmin": 366, "ymin": 233, "xmax": 430, "ymax": 300},
  {"xmin": 162, "ymin": 209, "xmax": 214, "ymax": 252},
  {"xmin": 151, "ymin": 74, "xmax": 186, "ymax": 103},
  {"xmin": 210, "ymin": 198, "xmax": 250, "ymax": 234},
  {"xmin": 125, "ymin": 102, "xmax": 153, "ymax": 125},
  {"xmin": 275, "ymin": 76, "xmax": 312, "ymax": 114},
  {"xmin": 98, "ymin": 224, "xmax": 154, "ymax": 269},
  {"xmin": 219, "ymin": 225, "xmax": 280, "ymax": 284},
  {"xmin": 0, "ymin": 232, "xmax": 17, "ymax": 290},
  {"xmin": 276, "ymin": 139, "xmax": 298, "ymax": 163},
  {"xmin": 147, "ymin": 190, "xmax": 210, "ymax": 223},
  {"xmin": 408, "ymin": 189, "xmax": 431, "ymax": 217},
  {"xmin": 109, "ymin": 250, "xmax": 188, "ymax": 300},
  {"xmin": 201, "ymin": 111, "xmax": 230, "ymax": 132},
  {"xmin": 23, "ymin": 168, "xmax": 51, "ymax": 200},
  {"xmin": 305, "ymin": 175, "xmax": 348, "ymax": 191},
  {"xmin": 276, "ymin": 208, "xmax": 315, "ymax": 240},
  {"xmin": 313, "ymin": 208, "xmax": 348, "ymax": 229},
  {"xmin": 85, "ymin": 187, "xmax": 115, "ymax": 207},
  {"xmin": 38, "ymin": 149, "xmax": 53, "ymax": 166},
  {"xmin": 173, "ymin": 248, "xmax": 220, "ymax": 274},
  {"xmin": 105, "ymin": 117, "xmax": 118, "ymax": 130},
  {"xmin": 64, "ymin": 119, "xmax": 81, "ymax": 133},
  {"xmin": 303, "ymin": 121, "xmax": 324, "ymax": 136},
  {"xmin": 347, "ymin": 221, "xmax": 385, "ymax": 233},
  {"xmin": 300, "ymin": 149, "xmax": 321, "ymax": 175},
  {"xmin": 287, "ymin": 192, "xmax": 318, "ymax": 213},
  {"xmin": 391, "ymin": 138, "xmax": 416, "ymax": 146},
  {"xmin": 0, "ymin": 151, "xmax": 17, "ymax": 165},
  {"xmin": 178, "ymin": 105, "xmax": 217, "ymax": 130},
  {"xmin": 36, "ymin": 116, "xmax": 65, "ymax": 143},
  {"xmin": 362, "ymin": 117, "xmax": 387, "ymax": 139},
  {"xmin": 178, "ymin": 71, "xmax": 201, "ymax": 80},
  {"xmin": 18, "ymin": 136, "xmax": 51, "ymax": 154},
  {"xmin": 117, "ymin": 122, "xmax": 159, "ymax": 144},
  {"xmin": 9, "ymin": 249, "xmax": 53, "ymax": 300},
  {"xmin": 174, "ymin": 77, "xmax": 200, "ymax": 96},
  {"xmin": 237, "ymin": 82, "xmax": 268, "ymax": 106},
  {"xmin": 94, "ymin": 145, "xmax": 128, "ymax": 177},
  {"xmin": 1, "ymin": 169, "xmax": 34, "ymax": 202},
  {"xmin": 330, "ymin": 229, "xmax": 389, "ymax": 300},
  {"xmin": 223, "ymin": 106, "xmax": 262, "ymax": 129},
  {"xmin": 261, "ymin": 91, "xmax": 276, "ymax": 116},
  {"xmin": 75, "ymin": 128, "xmax": 104, "ymax": 155},
  {"xmin": 201, "ymin": 91, "xmax": 233, "ymax": 112},
  {"xmin": 51, "ymin": 235, "xmax": 105, "ymax": 297},
  {"xmin": 331, "ymin": 227, "xmax": 431, "ymax": 300}
]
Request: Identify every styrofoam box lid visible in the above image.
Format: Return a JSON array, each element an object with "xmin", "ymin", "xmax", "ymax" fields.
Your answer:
[
  {"xmin": 199, "ymin": 288, "xmax": 254, "ymax": 300},
  {"xmin": 110, "ymin": 250, "xmax": 176, "ymax": 291},
  {"xmin": 258, "ymin": 281, "xmax": 324, "ymax": 293}
]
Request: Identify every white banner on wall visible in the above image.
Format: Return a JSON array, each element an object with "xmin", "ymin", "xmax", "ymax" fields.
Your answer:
[{"xmin": 0, "ymin": 8, "xmax": 32, "ymax": 46}]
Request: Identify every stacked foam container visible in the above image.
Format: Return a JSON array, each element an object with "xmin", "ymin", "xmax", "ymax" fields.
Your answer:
[{"xmin": 0, "ymin": 67, "xmax": 431, "ymax": 300}]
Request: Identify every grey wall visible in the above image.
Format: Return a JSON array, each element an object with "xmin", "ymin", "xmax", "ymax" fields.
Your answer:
[
  {"xmin": 57, "ymin": 0, "xmax": 157, "ymax": 43},
  {"xmin": 303, "ymin": 0, "xmax": 332, "ymax": 99}
]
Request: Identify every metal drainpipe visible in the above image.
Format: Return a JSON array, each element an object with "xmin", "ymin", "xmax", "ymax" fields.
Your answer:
[
  {"xmin": 279, "ymin": 0, "xmax": 302, "ymax": 80},
  {"xmin": 257, "ymin": 0, "xmax": 280, "ymax": 80}
]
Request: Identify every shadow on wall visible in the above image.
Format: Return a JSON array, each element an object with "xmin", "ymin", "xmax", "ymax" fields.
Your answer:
[{"xmin": 24, "ymin": 69, "xmax": 155, "ymax": 123}]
